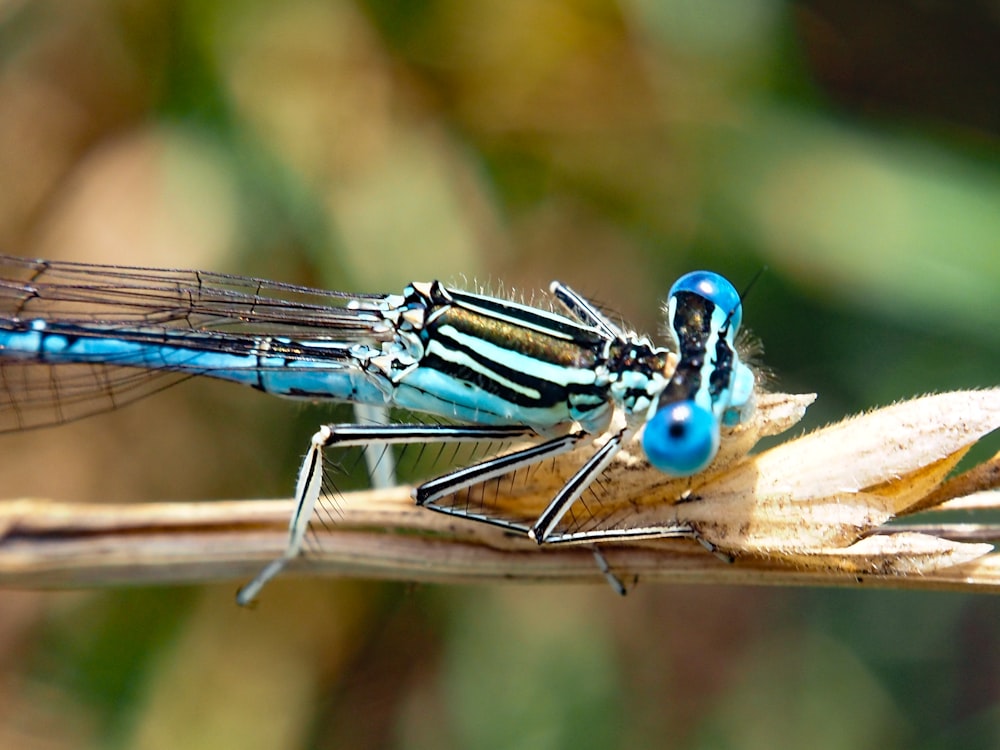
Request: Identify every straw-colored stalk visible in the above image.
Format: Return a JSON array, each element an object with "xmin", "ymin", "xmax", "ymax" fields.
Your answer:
[{"xmin": 0, "ymin": 390, "xmax": 998, "ymax": 596}]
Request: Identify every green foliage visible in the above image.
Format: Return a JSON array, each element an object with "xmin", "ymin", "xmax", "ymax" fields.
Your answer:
[{"xmin": 1, "ymin": 1, "xmax": 998, "ymax": 748}]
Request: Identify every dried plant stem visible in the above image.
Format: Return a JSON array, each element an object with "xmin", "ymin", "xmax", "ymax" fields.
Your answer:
[
  {"xmin": 1, "ymin": 487, "xmax": 999, "ymax": 595},
  {"xmin": 918, "ymin": 450, "xmax": 1000, "ymax": 512}
]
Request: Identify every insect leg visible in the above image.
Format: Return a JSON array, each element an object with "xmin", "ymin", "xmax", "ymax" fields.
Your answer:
[{"xmin": 236, "ymin": 422, "xmax": 536, "ymax": 605}]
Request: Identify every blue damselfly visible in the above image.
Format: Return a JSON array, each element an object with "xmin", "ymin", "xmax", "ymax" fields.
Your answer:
[{"xmin": 0, "ymin": 255, "xmax": 755, "ymax": 601}]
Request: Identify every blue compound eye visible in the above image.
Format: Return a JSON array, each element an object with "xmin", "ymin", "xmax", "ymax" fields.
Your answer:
[
  {"xmin": 642, "ymin": 400, "xmax": 721, "ymax": 476},
  {"xmin": 668, "ymin": 271, "xmax": 742, "ymax": 332}
]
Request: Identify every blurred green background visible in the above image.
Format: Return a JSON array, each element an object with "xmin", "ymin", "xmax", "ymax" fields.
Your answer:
[{"xmin": 1, "ymin": 1, "xmax": 999, "ymax": 748}]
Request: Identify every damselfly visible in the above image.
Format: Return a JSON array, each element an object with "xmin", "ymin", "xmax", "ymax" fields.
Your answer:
[{"xmin": 0, "ymin": 255, "xmax": 755, "ymax": 601}]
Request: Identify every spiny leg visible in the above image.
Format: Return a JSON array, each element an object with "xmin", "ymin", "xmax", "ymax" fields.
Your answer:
[
  {"xmin": 591, "ymin": 547, "xmax": 631, "ymax": 596},
  {"xmin": 236, "ymin": 421, "xmax": 537, "ymax": 605},
  {"xmin": 539, "ymin": 521, "xmax": 730, "ymax": 590},
  {"xmin": 549, "ymin": 281, "xmax": 621, "ymax": 338},
  {"xmin": 528, "ymin": 431, "xmax": 625, "ymax": 543},
  {"xmin": 353, "ymin": 403, "xmax": 396, "ymax": 490},
  {"xmin": 414, "ymin": 431, "xmax": 586, "ymax": 507}
]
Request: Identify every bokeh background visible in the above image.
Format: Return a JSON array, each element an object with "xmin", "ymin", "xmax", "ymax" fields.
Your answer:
[{"xmin": 1, "ymin": 1, "xmax": 999, "ymax": 748}]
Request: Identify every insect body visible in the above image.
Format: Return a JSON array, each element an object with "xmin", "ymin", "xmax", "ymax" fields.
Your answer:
[{"xmin": 0, "ymin": 256, "xmax": 754, "ymax": 601}]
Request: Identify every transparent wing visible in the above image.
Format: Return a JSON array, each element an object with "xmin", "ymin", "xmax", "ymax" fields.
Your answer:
[
  {"xmin": 0, "ymin": 255, "xmax": 389, "ymax": 333},
  {"xmin": 0, "ymin": 255, "xmax": 397, "ymax": 431}
]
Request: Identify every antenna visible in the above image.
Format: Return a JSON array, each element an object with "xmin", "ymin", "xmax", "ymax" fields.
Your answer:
[{"xmin": 720, "ymin": 265, "xmax": 767, "ymax": 334}]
